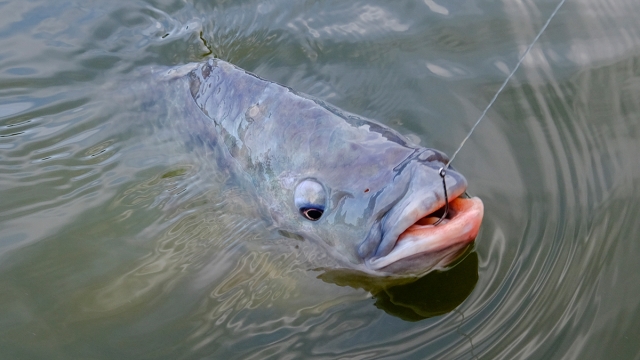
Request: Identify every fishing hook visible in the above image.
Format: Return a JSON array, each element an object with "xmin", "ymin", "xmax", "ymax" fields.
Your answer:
[{"xmin": 433, "ymin": 167, "xmax": 449, "ymax": 226}]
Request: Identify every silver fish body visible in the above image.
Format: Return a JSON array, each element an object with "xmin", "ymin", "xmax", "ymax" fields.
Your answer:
[{"xmin": 180, "ymin": 59, "xmax": 483, "ymax": 277}]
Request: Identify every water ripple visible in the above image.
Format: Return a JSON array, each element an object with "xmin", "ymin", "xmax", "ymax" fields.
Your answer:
[{"xmin": 2, "ymin": 0, "xmax": 640, "ymax": 358}]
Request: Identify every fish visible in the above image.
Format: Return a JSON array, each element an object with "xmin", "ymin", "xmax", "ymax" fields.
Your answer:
[{"xmin": 174, "ymin": 59, "xmax": 483, "ymax": 277}]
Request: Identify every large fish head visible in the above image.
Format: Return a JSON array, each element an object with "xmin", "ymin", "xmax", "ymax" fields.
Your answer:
[{"xmin": 271, "ymin": 120, "xmax": 483, "ymax": 277}]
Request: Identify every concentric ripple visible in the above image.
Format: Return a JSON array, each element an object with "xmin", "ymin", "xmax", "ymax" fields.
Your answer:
[{"xmin": 1, "ymin": 0, "xmax": 640, "ymax": 359}]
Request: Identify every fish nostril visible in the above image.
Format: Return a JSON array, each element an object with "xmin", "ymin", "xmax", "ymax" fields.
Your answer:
[{"xmin": 417, "ymin": 149, "xmax": 450, "ymax": 165}]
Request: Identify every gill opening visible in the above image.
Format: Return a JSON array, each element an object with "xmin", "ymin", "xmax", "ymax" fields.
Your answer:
[{"xmin": 434, "ymin": 0, "xmax": 566, "ymax": 226}]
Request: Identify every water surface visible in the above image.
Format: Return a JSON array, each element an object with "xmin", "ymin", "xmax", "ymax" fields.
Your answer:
[{"xmin": 1, "ymin": 0, "xmax": 640, "ymax": 358}]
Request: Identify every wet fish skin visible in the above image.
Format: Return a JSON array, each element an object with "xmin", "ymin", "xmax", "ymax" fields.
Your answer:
[{"xmin": 186, "ymin": 59, "xmax": 470, "ymax": 276}]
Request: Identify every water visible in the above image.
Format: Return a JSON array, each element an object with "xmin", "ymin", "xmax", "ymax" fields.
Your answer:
[{"xmin": 1, "ymin": 0, "xmax": 640, "ymax": 358}]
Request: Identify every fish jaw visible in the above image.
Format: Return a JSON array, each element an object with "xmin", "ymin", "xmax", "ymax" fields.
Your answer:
[{"xmin": 365, "ymin": 197, "xmax": 484, "ymax": 272}]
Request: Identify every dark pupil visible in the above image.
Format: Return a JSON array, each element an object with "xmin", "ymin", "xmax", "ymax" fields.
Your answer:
[{"xmin": 301, "ymin": 208, "xmax": 323, "ymax": 221}]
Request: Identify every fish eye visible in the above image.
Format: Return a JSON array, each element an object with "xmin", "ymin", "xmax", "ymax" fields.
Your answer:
[
  {"xmin": 294, "ymin": 179, "xmax": 326, "ymax": 222},
  {"xmin": 301, "ymin": 207, "xmax": 323, "ymax": 221}
]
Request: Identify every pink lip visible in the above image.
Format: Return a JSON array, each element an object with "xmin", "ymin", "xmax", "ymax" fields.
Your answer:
[
  {"xmin": 398, "ymin": 197, "xmax": 484, "ymax": 247},
  {"xmin": 367, "ymin": 197, "xmax": 484, "ymax": 270}
]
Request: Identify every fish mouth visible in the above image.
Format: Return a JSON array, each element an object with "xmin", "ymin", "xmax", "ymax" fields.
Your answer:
[{"xmin": 366, "ymin": 196, "xmax": 484, "ymax": 272}]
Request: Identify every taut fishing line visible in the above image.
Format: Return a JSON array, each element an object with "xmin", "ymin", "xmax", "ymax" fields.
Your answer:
[{"xmin": 434, "ymin": 0, "xmax": 566, "ymax": 226}]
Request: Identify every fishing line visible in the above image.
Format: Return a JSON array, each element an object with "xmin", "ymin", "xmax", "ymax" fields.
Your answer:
[{"xmin": 434, "ymin": 0, "xmax": 566, "ymax": 226}]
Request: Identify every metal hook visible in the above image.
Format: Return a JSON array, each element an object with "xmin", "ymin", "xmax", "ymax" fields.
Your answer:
[{"xmin": 433, "ymin": 167, "xmax": 449, "ymax": 226}]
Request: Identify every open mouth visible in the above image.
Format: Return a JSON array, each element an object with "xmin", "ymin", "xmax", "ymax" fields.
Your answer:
[{"xmin": 367, "ymin": 195, "xmax": 484, "ymax": 271}]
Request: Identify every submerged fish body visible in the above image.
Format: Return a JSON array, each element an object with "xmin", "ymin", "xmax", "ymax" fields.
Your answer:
[{"xmin": 176, "ymin": 59, "xmax": 483, "ymax": 277}]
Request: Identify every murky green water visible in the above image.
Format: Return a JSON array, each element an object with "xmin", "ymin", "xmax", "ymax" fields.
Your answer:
[{"xmin": 2, "ymin": 0, "xmax": 640, "ymax": 358}]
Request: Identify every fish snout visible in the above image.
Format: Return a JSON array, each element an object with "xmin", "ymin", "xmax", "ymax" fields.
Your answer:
[{"xmin": 359, "ymin": 155, "xmax": 472, "ymax": 272}]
